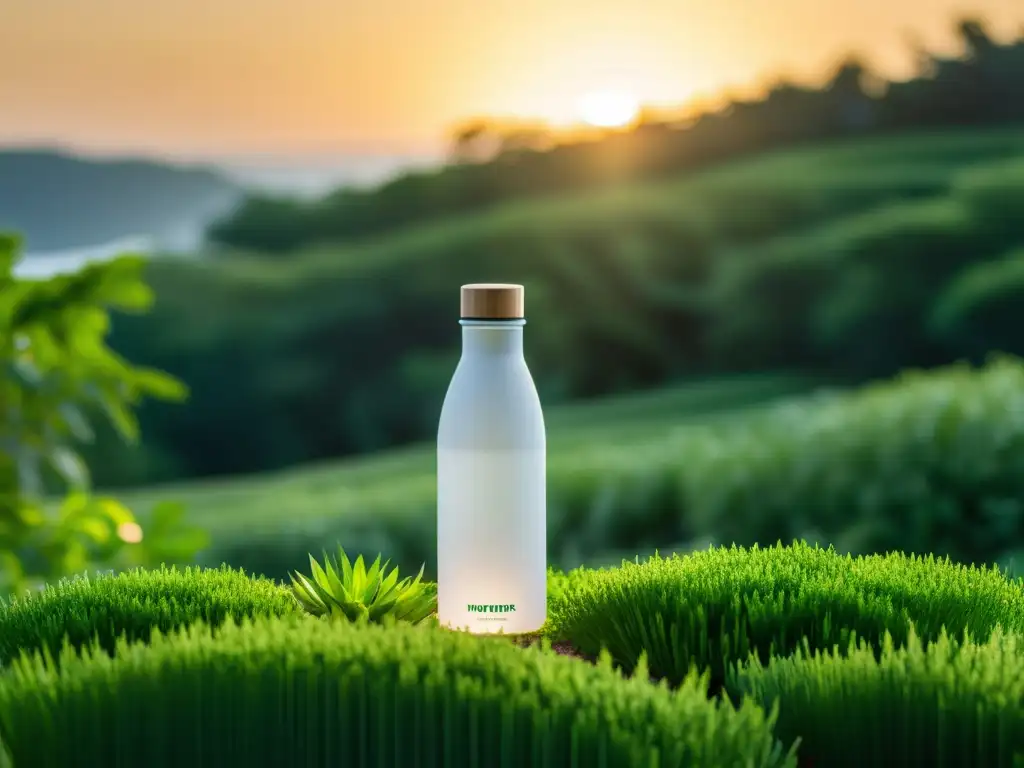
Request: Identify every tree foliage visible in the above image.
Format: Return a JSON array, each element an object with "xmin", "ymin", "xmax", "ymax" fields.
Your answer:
[
  {"xmin": 0, "ymin": 233, "xmax": 207, "ymax": 595},
  {"xmin": 210, "ymin": 19, "xmax": 1024, "ymax": 254}
]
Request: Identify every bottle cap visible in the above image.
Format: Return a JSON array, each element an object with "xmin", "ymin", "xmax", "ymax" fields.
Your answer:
[{"xmin": 460, "ymin": 283, "xmax": 524, "ymax": 320}]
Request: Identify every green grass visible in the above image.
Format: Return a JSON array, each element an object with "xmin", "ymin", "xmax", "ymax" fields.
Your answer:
[
  {"xmin": 3, "ymin": 543, "xmax": 1024, "ymax": 766},
  {"xmin": 0, "ymin": 612, "xmax": 794, "ymax": 768},
  {"xmin": 731, "ymin": 627, "xmax": 1024, "ymax": 767},
  {"xmin": 0, "ymin": 565, "xmax": 296, "ymax": 668},
  {"xmin": 547, "ymin": 542, "xmax": 1024, "ymax": 689}
]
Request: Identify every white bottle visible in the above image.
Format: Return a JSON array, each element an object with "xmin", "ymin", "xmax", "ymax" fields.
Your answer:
[{"xmin": 437, "ymin": 283, "xmax": 547, "ymax": 634}]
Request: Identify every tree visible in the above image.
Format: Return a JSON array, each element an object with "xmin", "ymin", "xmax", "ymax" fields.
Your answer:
[{"xmin": 0, "ymin": 232, "xmax": 207, "ymax": 595}]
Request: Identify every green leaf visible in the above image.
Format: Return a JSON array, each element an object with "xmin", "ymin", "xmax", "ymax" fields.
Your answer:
[
  {"xmin": 100, "ymin": 398, "xmax": 140, "ymax": 443},
  {"xmin": 91, "ymin": 256, "xmax": 154, "ymax": 310},
  {"xmin": 367, "ymin": 594, "xmax": 400, "ymax": 621},
  {"xmin": 289, "ymin": 573, "xmax": 327, "ymax": 616},
  {"xmin": 132, "ymin": 368, "xmax": 189, "ymax": 402},
  {"xmin": 321, "ymin": 552, "xmax": 350, "ymax": 601},
  {"xmin": 93, "ymin": 497, "xmax": 136, "ymax": 527},
  {"xmin": 376, "ymin": 565, "xmax": 401, "ymax": 602},
  {"xmin": 0, "ymin": 232, "xmax": 22, "ymax": 274},
  {"xmin": 72, "ymin": 517, "xmax": 113, "ymax": 545},
  {"xmin": 362, "ymin": 555, "xmax": 384, "ymax": 603},
  {"xmin": 306, "ymin": 556, "xmax": 344, "ymax": 611},
  {"xmin": 338, "ymin": 547, "xmax": 354, "ymax": 589},
  {"xmin": 47, "ymin": 446, "xmax": 89, "ymax": 490}
]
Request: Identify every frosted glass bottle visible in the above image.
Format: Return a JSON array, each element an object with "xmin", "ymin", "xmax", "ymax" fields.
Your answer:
[{"xmin": 437, "ymin": 283, "xmax": 546, "ymax": 634}]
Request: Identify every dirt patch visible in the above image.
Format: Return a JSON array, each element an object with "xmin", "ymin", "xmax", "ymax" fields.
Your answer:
[{"xmin": 549, "ymin": 640, "xmax": 592, "ymax": 661}]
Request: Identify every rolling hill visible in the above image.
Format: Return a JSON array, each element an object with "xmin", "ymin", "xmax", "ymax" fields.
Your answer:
[{"xmin": 0, "ymin": 149, "xmax": 240, "ymax": 252}]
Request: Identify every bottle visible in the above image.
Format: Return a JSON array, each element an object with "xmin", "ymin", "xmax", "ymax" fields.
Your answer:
[{"xmin": 436, "ymin": 283, "xmax": 547, "ymax": 635}]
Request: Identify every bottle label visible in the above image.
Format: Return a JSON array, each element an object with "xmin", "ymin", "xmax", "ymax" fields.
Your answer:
[{"xmin": 437, "ymin": 446, "xmax": 546, "ymax": 634}]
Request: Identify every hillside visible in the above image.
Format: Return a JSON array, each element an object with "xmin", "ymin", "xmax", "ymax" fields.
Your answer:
[
  {"xmin": 114, "ymin": 359, "xmax": 1024, "ymax": 589},
  {"xmin": 117, "ymin": 373, "xmax": 832, "ymax": 578},
  {"xmin": 208, "ymin": 21, "xmax": 1024, "ymax": 253},
  {"xmin": 0, "ymin": 149, "xmax": 240, "ymax": 252},
  {"xmin": 93, "ymin": 126, "xmax": 1024, "ymax": 491}
]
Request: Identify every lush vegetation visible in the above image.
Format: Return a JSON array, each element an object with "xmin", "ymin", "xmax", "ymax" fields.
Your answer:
[
  {"xmin": 114, "ymin": 358, "xmax": 1024, "ymax": 587},
  {"xmin": 0, "ymin": 565, "xmax": 296, "ymax": 667},
  {"xmin": 289, "ymin": 546, "xmax": 436, "ymax": 624},
  {"xmin": 0, "ymin": 611, "xmax": 793, "ymax": 768},
  {"xmin": 100, "ymin": 127, "xmax": 1024, "ymax": 487},
  {"xmin": 0, "ymin": 234, "xmax": 205, "ymax": 594},
  {"xmin": 209, "ymin": 20, "xmax": 1023, "ymax": 254},
  {"xmin": 732, "ymin": 628, "xmax": 1024, "ymax": 767},
  {"xmin": 546, "ymin": 543, "xmax": 1024, "ymax": 689},
  {"xmin": 1, "ymin": 545, "xmax": 1024, "ymax": 765}
]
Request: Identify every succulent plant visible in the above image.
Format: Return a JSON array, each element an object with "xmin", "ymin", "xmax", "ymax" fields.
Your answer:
[{"xmin": 289, "ymin": 546, "xmax": 436, "ymax": 625}]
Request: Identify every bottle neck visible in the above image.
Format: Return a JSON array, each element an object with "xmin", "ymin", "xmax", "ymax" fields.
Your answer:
[{"xmin": 460, "ymin": 320, "xmax": 525, "ymax": 359}]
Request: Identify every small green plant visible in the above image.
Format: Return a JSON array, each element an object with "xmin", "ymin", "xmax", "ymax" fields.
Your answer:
[
  {"xmin": 289, "ymin": 546, "xmax": 436, "ymax": 624},
  {"xmin": 730, "ymin": 626, "xmax": 1024, "ymax": 767},
  {"xmin": 0, "ymin": 565, "xmax": 297, "ymax": 668},
  {"xmin": 0, "ymin": 615, "xmax": 796, "ymax": 767}
]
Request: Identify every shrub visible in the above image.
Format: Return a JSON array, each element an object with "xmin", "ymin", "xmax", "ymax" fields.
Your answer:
[
  {"xmin": 199, "ymin": 357, "xmax": 1024, "ymax": 582},
  {"xmin": 730, "ymin": 627, "xmax": 1024, "ymax": 767},
  {"xmin": 0, "ymin": 565, "xmax": 296, "ymax": 668},
  {"xmin": 546, "ymin": 542, "xmax": 1024, "ymax": 688},
  {"xmin": 676, "ymin": 357, "xmax": 1024, "ymax": 567},
  {"xmin": 0, "ymin": 233, "xmax": 203, "ymax": 594},
  {"xmin": 952, "ymin": 158, "xmax": 1024, "ymax": 248},
  {"xmin": 930, "ymin": 249, "xmax": 1024, "ymax": 358},
  {"xmin": 0, "ymin": 616, "xmax": 797, "ymax": 768},
  {"xmin": 707, "ymin": 198, "xmax": 983, "ymax": 376}
]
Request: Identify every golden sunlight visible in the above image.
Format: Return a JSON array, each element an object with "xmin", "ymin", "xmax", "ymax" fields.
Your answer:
[{"xmin": 577, "ymin": 89, "xmax": 640, "ymax": 128}]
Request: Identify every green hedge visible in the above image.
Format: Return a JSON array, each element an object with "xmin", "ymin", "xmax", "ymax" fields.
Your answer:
[
  {"xmin": 0, "ymin": 616, "xmax": 795, "ymax": 768},
  {"xmin": 203, "ymin": 357, "xmax": 1024, "ymax": 582},
  {"xmin": 731, "ymin": 628, "xmax": 1024, "ymax": 767},
  {"xmin": 952, "ymin": 158, "xmax": 1024, "ymax": 246},
  {"xmin": 930, "ymin": 249, "xmax": 1024, "ymax": 358},
  {"xmin": 0, "ymin": 565, "xmax": 297, "ymax": 668},
  {"xmin": 547, "ymin": 542, "xmax": 1024, "ymax": 688},
  {"xmin": 672, "ymin": 357, "xmax": 1024, "ymax": 568}
]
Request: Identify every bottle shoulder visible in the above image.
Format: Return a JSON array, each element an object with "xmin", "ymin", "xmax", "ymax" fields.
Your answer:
[{"xmin": 438, "ymin": 358, "xmax": 545, "ymax": 450}]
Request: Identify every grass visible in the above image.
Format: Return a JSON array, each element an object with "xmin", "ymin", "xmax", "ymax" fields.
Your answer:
[
  {"xmin": 2, "ymin": 543, "xmax": 1024, "ymax": 765},
  {"xmin": 546, "ymin": 542, "xmax": 1024, "ymax": 689}
]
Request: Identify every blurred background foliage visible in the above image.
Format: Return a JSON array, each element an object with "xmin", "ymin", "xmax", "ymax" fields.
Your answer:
[
  {"xmin": 0, "ymin": 234, "xmax": 207, "ymax": 593},
  {"xmin": 4, "ymin": 17, "xmax": 1024, "ymax": 589}
]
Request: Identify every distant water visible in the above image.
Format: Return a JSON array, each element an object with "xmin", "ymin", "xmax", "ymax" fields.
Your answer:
[
  {"xmin": 15, "ymin": 236, "xmax": 154, "ymax": 279},
  {"xmin": 218, "ymin": 153, "xmax": 442, "ymax": 199},
  {"xmin": 12, "ymin": 153, "xmax": 442, "ymax": 278}
]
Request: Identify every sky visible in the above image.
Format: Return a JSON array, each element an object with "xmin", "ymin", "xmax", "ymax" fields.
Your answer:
[{"xmin": 1, "ymin": 0, "xmax": 1020, "ymax": 159}]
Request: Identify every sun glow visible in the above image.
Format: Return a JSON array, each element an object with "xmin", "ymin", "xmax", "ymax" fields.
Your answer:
[{"xmin": 577, "ymin": 89, "xmax": 640, "ymax": 128}]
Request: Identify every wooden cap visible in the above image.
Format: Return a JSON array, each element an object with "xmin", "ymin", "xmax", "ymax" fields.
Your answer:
[{"xmin": 460, "ymin": 283, "xmax": 524, "ymax": 319}]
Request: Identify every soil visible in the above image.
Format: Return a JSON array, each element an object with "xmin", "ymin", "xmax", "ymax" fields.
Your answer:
[{"xmin": 549, "ymin": 640, "xmax": 591, "ymax": 661}]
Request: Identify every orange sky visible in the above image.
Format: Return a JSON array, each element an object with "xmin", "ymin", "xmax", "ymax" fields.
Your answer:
[{"xmin": 1, "ymin": 0, "xmax": 1019, "ymax": 157}]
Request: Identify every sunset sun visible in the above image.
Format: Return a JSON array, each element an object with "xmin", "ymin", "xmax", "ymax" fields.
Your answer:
[{"xmin": 577, "ymin": 89, "xmax": 640, "ymax": 128}]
